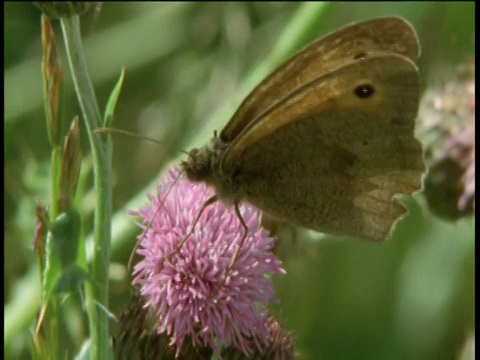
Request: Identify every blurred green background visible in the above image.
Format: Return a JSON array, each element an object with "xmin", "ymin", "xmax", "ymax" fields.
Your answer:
[{"xmin": 4, "ymin": 3, "xmax": 474, "ymax": 360}]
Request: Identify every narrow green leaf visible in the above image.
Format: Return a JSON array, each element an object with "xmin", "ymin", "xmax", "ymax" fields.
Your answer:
[{"xmin": 103, "ymin": 68, "xmax": 125, "ymax": 128}]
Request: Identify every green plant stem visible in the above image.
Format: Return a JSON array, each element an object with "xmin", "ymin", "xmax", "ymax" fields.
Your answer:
[{"xmin": 60, "ymin": 15, "xmax": 112, "ymax": 358}]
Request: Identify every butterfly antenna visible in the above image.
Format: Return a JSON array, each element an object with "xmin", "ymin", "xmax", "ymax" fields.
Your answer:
[
  {"xmin": 97, "ymin": 126, "xmax": 192, "ymax": 272},
  {"xmin": 95, "ymin": 127, "xmax": 166, "ymax": 146}
]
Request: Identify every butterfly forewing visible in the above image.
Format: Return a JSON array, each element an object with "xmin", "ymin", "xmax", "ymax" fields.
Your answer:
[
  {"xmin": 223, "ymin": 54, "xmax": 420, "ymax": 169},
  {"xmin": 220, "ymin": 17, "xmax": 420, "ymax": 143}
]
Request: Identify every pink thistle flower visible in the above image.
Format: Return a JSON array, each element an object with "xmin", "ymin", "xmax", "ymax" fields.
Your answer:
[
  {"xmin": 418, "ymin": 60, "xmax": 475, "ymax": 219},
  {"xmin": 131, "ymin": 167, "xmax": 286, "ymax": 357}
]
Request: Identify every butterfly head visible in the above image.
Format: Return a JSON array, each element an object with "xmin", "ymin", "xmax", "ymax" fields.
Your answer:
[{"xmin": 181, "ymin": 131, "xmax": 228, "ymax": 183}]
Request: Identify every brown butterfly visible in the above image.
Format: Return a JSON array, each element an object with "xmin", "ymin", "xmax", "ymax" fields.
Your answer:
[{"xmin": 180, "ymin": 16, "xmax": 424, "ymax": 247}]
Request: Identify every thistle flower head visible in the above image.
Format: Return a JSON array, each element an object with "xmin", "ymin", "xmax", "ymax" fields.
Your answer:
[
  {"xmin": 418, "ymin": 61, "xmax": 475, "ymax": 219},
  {"xmin": 131, "ymin": 167, "xmax": 285, "ymax": 357}
]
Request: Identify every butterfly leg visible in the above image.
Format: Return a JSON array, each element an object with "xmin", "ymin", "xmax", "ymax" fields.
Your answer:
[
  {"xmin": 228, "ymin": 202, "xmax": 249, "ymax": 271},
  {"xmin": 211, "ymin": 201, "xmax": 249, "ymax": 295},
  {"xmin": 166, "ymin": 194, "xmax": 219, "ymax": 261}
]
